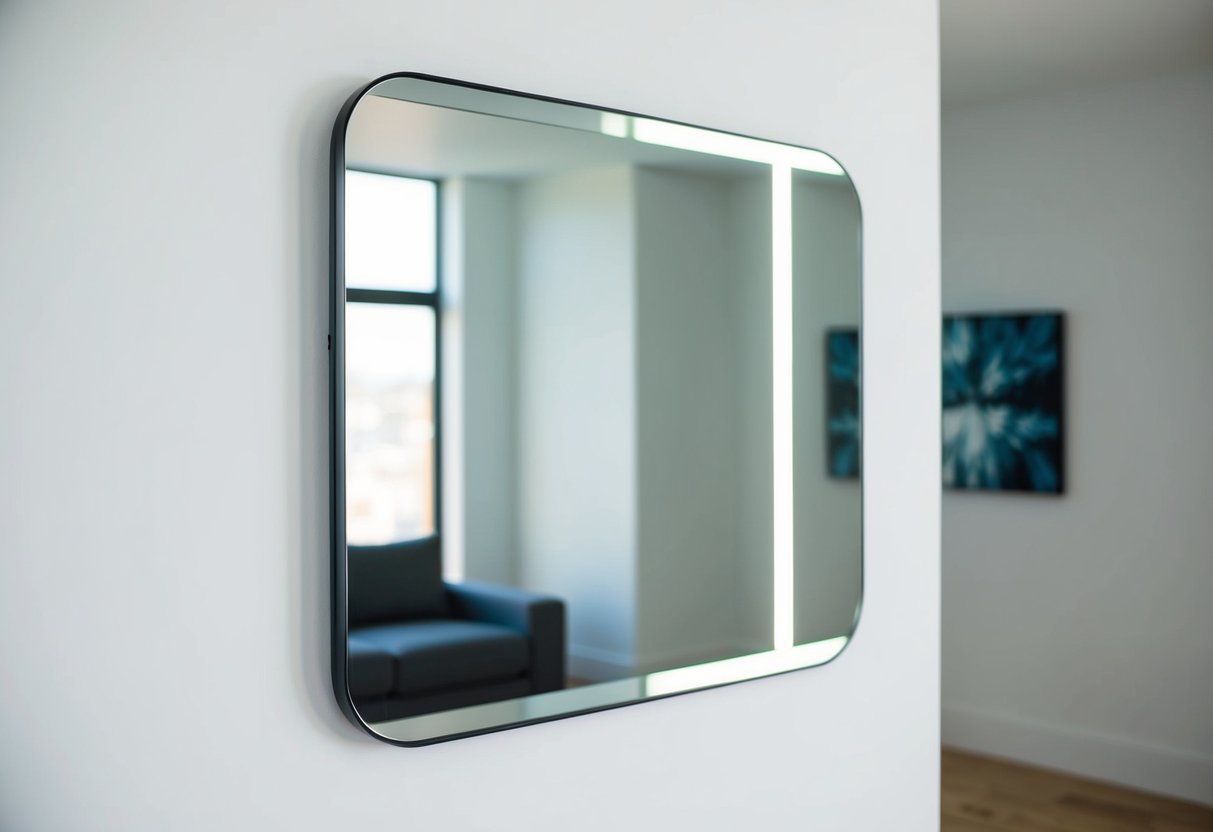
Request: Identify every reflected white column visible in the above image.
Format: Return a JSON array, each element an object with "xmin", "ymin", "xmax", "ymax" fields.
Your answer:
[
  {"xmin": 439, "ymin": 179, "xmax": 466, "ymax": 582},
  {"xmin": 772, "ymin": 164, "xmax": 794, "ymax": 652}
]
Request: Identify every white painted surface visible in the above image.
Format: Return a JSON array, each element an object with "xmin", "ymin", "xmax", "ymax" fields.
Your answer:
[
  {"xmin": 0, "ymin": 1, "xmax": 940, "ymax": 829},
  {"xmin": 942, "ymin": 70, "xmax": 1213, "ymax": 805},
  {"xmin": 517, "ymin": 167, "xmax": 639, "ymax": 666},
  {"xmin": 442, "ymin": 178, "xmax": 520, "ymax": 584},
  {"xmin": 345, "ymin": 92, "xmax": 757, "ymax": 180},
  {"xmin": 517, "ymin": 165, "xmax": 785, "ymax": 675},
  {"xmin": 942, "ymin": 0, "xmax": 1213, "ymax": 107},
  {"xmin": 793, "ymin": 176, "xmax": 863, "ymax": 645},
  {"xmin": 734, "ymin": 175, "xmax": 778, "ymax": 651},
  {"xmin": 450, "ymin": 163, "xmax": 861, "ymax": 673},
  {"xmin": 634, "ymin": 167, "xmax": 751, "ymax": 668}
]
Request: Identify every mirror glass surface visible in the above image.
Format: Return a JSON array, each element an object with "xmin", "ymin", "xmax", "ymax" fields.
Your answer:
[{"xmin": 332, "ymin": 75, "xmax": 863, "ymax": 744}]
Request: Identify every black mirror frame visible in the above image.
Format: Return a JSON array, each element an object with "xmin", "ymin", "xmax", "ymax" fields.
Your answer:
[{"xmin": 329, "ymin": 72, "xmax": 864, "ymax": 746}]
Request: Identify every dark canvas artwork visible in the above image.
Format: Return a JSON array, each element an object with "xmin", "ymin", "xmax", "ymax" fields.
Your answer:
[
  {"xmin": 825, "ymin": 329, "xmax": 861, "ymax": 478},
  {"xmin": 824, "ymin": 313, "xmax": 1065, "ymax": 493},
  {"xmin": 942, "ymin": 312, "xmax": 1065, "ymax": 493}
]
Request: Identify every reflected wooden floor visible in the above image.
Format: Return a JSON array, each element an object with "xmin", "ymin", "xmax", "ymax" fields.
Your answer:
[{"xmin": 942, "ymin": 748, "xmax": 1213, "ymax": 831}]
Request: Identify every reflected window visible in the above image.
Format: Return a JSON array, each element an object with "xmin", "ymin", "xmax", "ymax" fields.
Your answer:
[
  {"xmin": 345, "ymin": 172, "xmax": 439, "ymax": 545},
  {"xmin": 345, "ymin": 171, "xmax": 437, "ymax": 292}
]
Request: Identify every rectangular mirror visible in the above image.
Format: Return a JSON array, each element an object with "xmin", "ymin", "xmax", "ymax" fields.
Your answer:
[{"xmin": 330, "ymin": 74, "xmax": 863, "ymax": 745}]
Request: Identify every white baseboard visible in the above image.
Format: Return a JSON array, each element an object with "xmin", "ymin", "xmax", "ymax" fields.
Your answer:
[{"xmin": 942, "ymin": 703, "xmax": 1213, "ymax": 806}]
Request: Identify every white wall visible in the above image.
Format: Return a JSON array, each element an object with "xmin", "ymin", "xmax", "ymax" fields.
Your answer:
[
  {"xmin": 516, "ymin": 164, "xmax": 774, "ymax": 676},
  {"xmin": 517, "ymin": 167, "xmax": 639, "ymax": 669},
  {"xmin": 634, "ymin": 166, "xmax": 750, "ymax": 668},
  {"xmin": 942, "ymin": 70, "xmax": 1213, "ymax": 804},
  {"xmin": 0, "ymin": 1, "xmax": 940, "ymax": 829},
  {"xmin": 793, "ymin": 176, "xmax": 864, "ymax": 645},
  {"xmin": 730, "ymin": 174, "xmax": 867, "ymax": 652},
  {"xmin": 733, "ymin": 175, "xmax": 778, "ymax": 650},
  {"xmin": 442, "ymin": 177, "xmax": 520, "ymax": 584}
]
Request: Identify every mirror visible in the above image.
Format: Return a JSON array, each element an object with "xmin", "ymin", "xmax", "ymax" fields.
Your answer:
[{"xmin": 330, "ymin": 74, "xmax": 863, "ymax": 745}]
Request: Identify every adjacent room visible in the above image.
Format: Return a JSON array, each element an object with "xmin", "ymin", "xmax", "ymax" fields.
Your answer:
[{"xmin": 938, "ymin": 1, "xmax": 1213, "ymax": 827}]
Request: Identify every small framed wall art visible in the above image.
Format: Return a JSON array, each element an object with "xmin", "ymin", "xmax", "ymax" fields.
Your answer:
[{"xmin": 941, "ymin": 311, "xmax": 1065, "ymax": 494}]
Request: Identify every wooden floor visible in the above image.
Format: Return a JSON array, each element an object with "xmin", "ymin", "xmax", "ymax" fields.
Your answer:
[{"xmin": 942, "ymin": 748, "xmax": 1213, "ymax": 831}]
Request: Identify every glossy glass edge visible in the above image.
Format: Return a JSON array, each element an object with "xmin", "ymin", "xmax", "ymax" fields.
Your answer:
[{"xmin": 330, "ymin": 72, "xmax": 866, "ymax": 746}]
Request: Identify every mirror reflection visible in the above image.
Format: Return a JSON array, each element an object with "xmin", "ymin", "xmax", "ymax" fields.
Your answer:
[{"xmin": 333, "ymin": 76, "xmax": 862, "ymax": 744}]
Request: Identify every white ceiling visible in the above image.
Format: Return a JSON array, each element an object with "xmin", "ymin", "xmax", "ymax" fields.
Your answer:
[
  {"xmin": 346, "ymin": 94, "xmax": 768, "ymax": 181},
  {"xmin": 942, "ymin": 0, "xmax": 1213, "ymax": 108}
]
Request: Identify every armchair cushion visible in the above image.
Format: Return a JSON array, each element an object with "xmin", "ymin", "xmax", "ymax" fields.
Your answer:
[
  {"xmin": 348, "ymin": 537, "xmax": 448, "ymax": 626},
  {"xmin": 352, "ymin": 619, "xmax": 528, "ymax": 697},
  {"xmin": 446, "ymin": 581, "xmax": 566, "ymax": 695},
  {"xmin": 346, "ymin": 636, "xmax": 395, "ymax": 699}
]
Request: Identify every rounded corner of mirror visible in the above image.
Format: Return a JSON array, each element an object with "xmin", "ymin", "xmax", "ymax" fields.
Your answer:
[
  {"xmin": 823, "ymin": 592, "xmax": 866, "ymax": 668},
  {"xmin": 331, "ymin": 673, "xmax": 413, "ymax": 747},
  {"xmin": 800, "ymin": 146, "xmax": 862, "ymax": 206},
  {"xmin": 328, "ymin": 626, "xmax": 388, "ymax": 745},
  {"xmin": 332, "ymin": 72, "xmax": 422, "ymax": 143},
  {"xmin": 821, "ymin": 147, "xmax": 854, "ymax": 180},
  {"xmin": 830, "ymin": 609, "xmax": 865, "ymax": 666}
]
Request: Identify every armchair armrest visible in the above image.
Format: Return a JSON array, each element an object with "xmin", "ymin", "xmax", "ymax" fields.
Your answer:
[{"xmin": 445, "ymin": 581, "xmax": 565, "ymax": 694}]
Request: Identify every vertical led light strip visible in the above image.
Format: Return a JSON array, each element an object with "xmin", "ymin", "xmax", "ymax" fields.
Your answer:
[
  {"xmin": 629, "ymin": 118, "xmax": 818, "ymax": 652},
  {"xmin": 772, "ymin": 164, "xmax": 794, "ymax": 652}
]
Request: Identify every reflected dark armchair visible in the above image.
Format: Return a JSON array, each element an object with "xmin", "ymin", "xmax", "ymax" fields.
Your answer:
[{"xmin": 346, "ymin": 537, "xmax": 566, "ymax": 723}]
